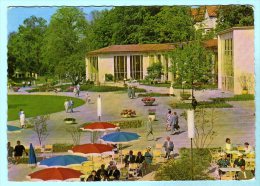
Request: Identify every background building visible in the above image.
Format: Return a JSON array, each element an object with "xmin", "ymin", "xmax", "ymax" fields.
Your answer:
[{"xmin": 218, "ymin": 26, "xmax": 254, "ymax": 94}]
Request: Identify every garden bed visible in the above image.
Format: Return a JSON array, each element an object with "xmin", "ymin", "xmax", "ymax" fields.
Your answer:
[{"xmin": 170, "ymin": 100, "xmax": 233, "ymax": 109}]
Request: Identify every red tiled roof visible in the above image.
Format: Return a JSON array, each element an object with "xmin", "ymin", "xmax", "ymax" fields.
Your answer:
[
  {"xmin": 203, "ymin": 39, "xmax": 217, "ymax": 48},
  {"xmin": 88, "ymin": 44, "xmax": 175, "ymax": 55}
]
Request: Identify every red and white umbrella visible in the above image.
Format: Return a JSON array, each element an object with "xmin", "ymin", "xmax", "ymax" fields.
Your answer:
[
  {"xmin": 27, "ymin": 167, "xmax": 83, "ymax": 181},
  {"xmin": 68, "ymin": 143, "xmax": 114, "ymax": 157}
]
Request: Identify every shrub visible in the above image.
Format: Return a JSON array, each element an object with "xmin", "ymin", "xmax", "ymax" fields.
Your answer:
[
  {"xmin": 211, "ymin": 94, "xmax": 254, "ymax": 102},
  {"xmin": 148, "ymin": 109, "xmax": 156, "ymax": 115},
  {"xmin": 171, "ymin": 100, "xmax": 233, "ymax": 109},
  {"xmin": 138, "ymin": 93, "xmax": 172, "ymax": 97},
  {"xmin": 53, "ymin": 143, "xmax": 74, "ymax": 152},
  {"xmin": 80, "ymin": 120, "xmax": 144, "ymax": 129},
  {"xmin": 18, "ymin": 156, "xmax": 44, "ymax": 164},
  {"xmin": 105, "ymin": 74, "xmax": 114, "ymax": 81},
  {"xmin": 155, "ymin": 148, "xmax": 213, "ymax": 181}
]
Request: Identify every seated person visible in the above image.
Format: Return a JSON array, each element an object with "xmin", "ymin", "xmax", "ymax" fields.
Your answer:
[
  {"xmin": 217, "ymin": 153, "xmax": 230, "ymax": 175},
  {"xmin": 237, "ymin": 166, "xmax": 254, "ymax": 180},
  {"xmin": 86, "ymin": 170, "xmax": 100, "ymax": 181},
  {"xmin": 244, "ymin": 142, "xmax": 254, "ymax": 155},
  {"xmin": 96, "ymin": 164, "xmax": 108, "ymax": 180},
  {"xmin": 135, "ymin": 151, "xmax": 144, "ymax": 164},
  {"xmin": 234, "ymin": 153, "xmax": 246, "ymax": 168},
  {"xmin": 107, "ymin": 160, "xmax": 116, "ymax": 172},
  {"xmin": 124, "ymin": 150, "xmax": 136, "ymax": 164},
  {"xmin": 108, "ymin": 165, "xmax": 120, "ymax": 181}
]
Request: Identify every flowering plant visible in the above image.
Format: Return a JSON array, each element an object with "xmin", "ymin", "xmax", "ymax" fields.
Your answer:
[
  {"xmin": 148, "ymin": 109, "xmax": 156, "ymax": 115},
  {"xmin": 120, "ymin": 109, "xmax": 136, "ymax": 117},
  {"xmin": 141, "ymin": 97, "xmax": 155, "ymax": 102},
  {"xmin": 67, "ymin": 86, "xmax": 75, "ymax": 92},
  {"xmin": 12, "ymin": 87, "xmax": 20, "ymax": 92}
]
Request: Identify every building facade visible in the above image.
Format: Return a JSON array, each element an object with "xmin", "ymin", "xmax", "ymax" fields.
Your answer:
[
  {"xmin": 86, "ymin": 44, "xmax": 175, "ymax": 83},
  {"xmin": 218, "ymin": 26, "xmax": 254, "ymax": 94}
]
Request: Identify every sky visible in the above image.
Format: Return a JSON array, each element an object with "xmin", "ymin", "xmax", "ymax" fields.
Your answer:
[{"xmin": 7, "ymin": 6, "xmax": 112, "ymax": 33}]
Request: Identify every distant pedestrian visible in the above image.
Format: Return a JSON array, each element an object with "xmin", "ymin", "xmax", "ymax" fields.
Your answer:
[
  {"xmin": 146, "ymin": 117, "xmax": 154, "ymax": 140},
  {"xmin": 76, "ymin": 84, "xmax": 80, "ymax": 97},
  {"xmin": 85, "ymin": 93, "xmax": 91, "ymax": 103},
  {"xmin": 22, "ymin": 81, "xmax": 26, "ymax": 88},
  {"xmin": 27, "ymin": 81, "xmax": 31, "ymax": 87},
  {"xmin": 69, "ymin": 99, "xmax": 74, "ymax": 113},
  {"xmin": 172, "ymin": 112, "xmax": 180, "ymax": 134},
  {"xmin": 166, "ymin": 109, "xmax": 173, "ymax": 131},
  {"xmin": 20, "ymin": 111, "xmax": 25, "ymax": 128},
  {"xmin": 64, "ymin": 99, "xmax": 69, "ymax": 113},
  {"xmin": 73, "ymin": 86, "xmax": 77, "ymax": 96}
]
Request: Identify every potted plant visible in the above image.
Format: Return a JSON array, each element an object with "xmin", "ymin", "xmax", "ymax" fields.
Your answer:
[
  {"xmin": 64, "ymin": 118, "xmax": 76, "ymax": 124},
  {"xmin": 148, "ymin": 109, "xmax": 156, "ymax": 121},
  {"xmin": 120, "ymin": 109, "xmax": 136, "ymax": 118},
  {"xmin": 239, "ymin": 75, "xmax": 249, "ymax": 95},
  {"xmin": 141, "ymin": 97, "xmax": 156, "ymax": 106},
  {"xmin": 180, "ymin": 92, "xmax": 191, "ymax": 100}
]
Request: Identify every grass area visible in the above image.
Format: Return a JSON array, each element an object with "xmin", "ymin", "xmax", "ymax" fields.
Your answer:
[
  {"xmin": 211, "ymin": 94, "xmax": 254, "ymax": 101},
  {"xmin": 170, "ymin": 100, "xmax": 233, "ymax": 109},
  {"xmin": 138, "ymin": 92, "xmax": 174, "ymax": 97},
  {"xmin": 28, "ymin": 84, "xmax": 147, "ymax": 93},
  {"xmin": 8, "ymin": 95, "xmax": 85, "ymax": 121}
]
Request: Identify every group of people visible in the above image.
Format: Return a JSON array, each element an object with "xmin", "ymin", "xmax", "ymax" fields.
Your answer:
[
  {"xmin": 84, "ymin": 162, "xmax": 120, "ymax": 181},
  {"xmin": 217, "ymin": 138, "xmax": 255, "ymax": 180},
  {"xmin": 166, "ymin": 109, "xmax": 180, "ymax": 134},
  {"xmin": 73, "ymin": 84, "xmax": 80, "ymax": 97},
  {"xmin": 8, "ymin": 141, "xmax": 27, "ymax": 164},
  {"xmin": 64, "ymin": 99, "xmax": 74, "ymax": 113}
]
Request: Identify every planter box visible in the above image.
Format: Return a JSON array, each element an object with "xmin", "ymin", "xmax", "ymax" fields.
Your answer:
[
  {"xmin": 64, "ymin": 118, "xmax": 76, "ymax": 124},
  {"xmin": 142, "ymin": 100, "xmax": 155, "ymax": 106}
]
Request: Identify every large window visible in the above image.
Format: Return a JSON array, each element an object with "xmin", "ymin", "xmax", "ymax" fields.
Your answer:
[
  {"xmin": 114, "ymin": 56, "xmax": 127, "ymax": 81},
  {"xmin": 130, "ymin": 55, "xmax": 143, "ymax": 80},
  {"xmin": 222, "ymin": 38, "xmax": 234, "ymax": 91},
  {"xmin": 89, "ymin": 56, "xmax": 98, "ymax": 81}
]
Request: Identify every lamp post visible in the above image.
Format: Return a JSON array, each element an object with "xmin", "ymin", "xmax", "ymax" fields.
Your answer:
[{"xmin": 97, "ymin": 95, "xmax": 101, "ymax": 121}]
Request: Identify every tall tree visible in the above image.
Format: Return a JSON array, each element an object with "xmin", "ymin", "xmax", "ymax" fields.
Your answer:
[
  {"xmin": 42, "ymin": 7, "xmax": 88, "ymax": 84},
  {"xmin": 7, "ymin": 16, "xmax": 47, "ymax": 76},
  {"xmin": 169, "ymin": 40, "xmax": 213, "ymax": 88},
  {"xmin": 216, "ymin": 5, "xmax": 254, "ymax": 32}
]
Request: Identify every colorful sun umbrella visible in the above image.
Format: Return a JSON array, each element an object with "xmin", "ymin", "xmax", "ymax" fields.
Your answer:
[
  {"xmin": 100, "ymin": 132, "xmax": 140, "ymax": 144},
  {"xmin": 68, "ymin": 143, "xmax": 114, "ymax": 156},
  {"xmin": 39, "ymin": 155, "xmax": 88, "ymax": 167},
  {"xmin": 28, "ymin": 143, "xmax": 37, "ymax": 166},
  {"xmin": 27, "ymin": 167, "xmax": 83, "ymax": 181},
  {"xmin": 80, "ymin": 122, "xmax": 119, "ymax": 131},
  {"xmin": 7, "ymin": 125, "xmax": 22, "ymax": 133}
]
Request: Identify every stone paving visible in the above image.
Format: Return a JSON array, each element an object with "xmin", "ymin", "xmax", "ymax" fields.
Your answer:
[{"xmin": 7, "ymin": 85, "xmax": 255, "ymax": 181}]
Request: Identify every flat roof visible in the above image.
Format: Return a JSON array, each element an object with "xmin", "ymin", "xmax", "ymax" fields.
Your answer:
[
  {"xmin": 218, "ymin": 26, "xmax": 254, "ymax": 35},
  {"xmin": 87, "ymin": 43, "xmax": 175, "ymax": 56}
]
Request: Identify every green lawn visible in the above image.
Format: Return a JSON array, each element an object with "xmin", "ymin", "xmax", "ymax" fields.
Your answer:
[{"xmin": 8, "ymin": 95, "xmax": 85, "ymax": 121}]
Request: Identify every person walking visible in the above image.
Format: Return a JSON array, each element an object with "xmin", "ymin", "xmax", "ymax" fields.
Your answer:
[
  {"xmin": 20, "ymin": 110, "xmax": 25, "ymax": 128},
  {"xmin": 64, "ymin": 99, "xmax": 69, "ymax": 113},
  {"xmin": 163, "ymin": 136, "xmax": 174, "ymax": 159},
  {"xmin": 172, "ymin": 112, "xmax": 180, "ymax": 134},
  {"xmin": 69, "ymin": 99, "xmax": 74, "ymax": 113},
  {"xmin": 146, "ymin": 117, "xmax": 154, "ymax": 140},
  {"xmin": 76, "ymin": 84, "xmax": 80, "ymax": 97},
  {"xmin": 166, "ymin": 109, "xmax": 173, "ymax": 131}
]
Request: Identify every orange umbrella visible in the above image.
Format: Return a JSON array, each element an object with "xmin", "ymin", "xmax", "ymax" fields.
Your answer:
[
  {"xmin": 27, "ymin": 167, "xmax": 83, "ymax": 181},
  {"xmin": 68, "ymin": 143, "xmax": 114, "ymax": 156},
  {"xmin": 80, "ymin": 122, "xmax": 119, "ymax": 131}
]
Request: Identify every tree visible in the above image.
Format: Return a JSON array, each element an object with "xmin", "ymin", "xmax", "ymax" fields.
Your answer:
[
  {"xmin": 28, "ymin": 115, "xmax": 50, "ymax": 146},
  {"xmin": 216, "ymin": 5, "xmax": 254, "ymax": 32},
  {"xmin": 146, "ymin": 62, "xmax": 163, "ymax": 83},
  {"xmin": 42, "ymin": 7, "xmax": 88, "ymax": 84},
  {"xmin": 169, "ymin": 40, "xmax": 213, "ymax": 90},
  {"xmin": 7, "ymin": 16, "xmax": 47, "ymax": 76},
  {"xmin": 7, "ymin": 32, "xmax": 19, "ymax": 77},
  {"xmin": 66, "ymin": 127, "xmax": 81, "ymax": 145}
]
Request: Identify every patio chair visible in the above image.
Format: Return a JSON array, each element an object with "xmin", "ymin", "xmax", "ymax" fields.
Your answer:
[{"xmin": 42, "ymin": 144, "xmax": 53, "ymax": 158}]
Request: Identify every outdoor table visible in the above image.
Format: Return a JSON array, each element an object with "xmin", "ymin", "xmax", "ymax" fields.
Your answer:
[{"xmin": 219, "ymin": 167, "xmax": 240, "ymax": 180}]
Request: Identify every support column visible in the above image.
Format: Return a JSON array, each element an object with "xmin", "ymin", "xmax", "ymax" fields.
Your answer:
[{"xmin": 127, "ymin": 55, "xmax": 131, "ymax": 79}]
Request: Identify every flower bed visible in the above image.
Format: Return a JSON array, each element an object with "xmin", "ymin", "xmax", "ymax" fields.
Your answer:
[
  {"xmin": 12, "ymin": 87, "xmax": 20, "ymax": 92},
  {"xmin": 120, "ymin": 109, "xmax": 136, "ymax": 118},
  {"xmin": 141, "ymin": 97, "xmax": 156, "ymax": 106}
]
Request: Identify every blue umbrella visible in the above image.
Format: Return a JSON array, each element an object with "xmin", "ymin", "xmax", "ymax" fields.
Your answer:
[
  {"xmin": 7, "ymin": 125, "xmax": 22, "ymax": 133},
  {"xmin": 28, "ymin": 143, "xmax": 37, "ymax": 166},
  {"xmin": 39, "ymin": 155, "xmax": 88, "ymax": 167},
  {"xmin": 100, "ymin": 132, "xmax": 140, "ymax": 144}
]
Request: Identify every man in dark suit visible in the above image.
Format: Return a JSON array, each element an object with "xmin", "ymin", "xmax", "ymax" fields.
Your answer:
[
  {"xmin": 108, "ymin": 165, "xmax": 120, "ymax": 180},
  {"xmin": 234, "ymin": 153, "xmax": 246, "ymax": 167},
  {"xmin": 163, "ymin": 136, "xmax": 174, "ymax": 159},
  {"xmin": 124, "ymin": 150, "xmax": 136, "ymax": 164}
]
